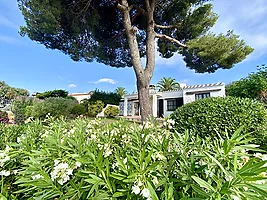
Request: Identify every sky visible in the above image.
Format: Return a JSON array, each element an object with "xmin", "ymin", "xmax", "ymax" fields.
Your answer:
[{"xmin": 0, "ymin": 0, "xmax": 267, "ymax": 94}]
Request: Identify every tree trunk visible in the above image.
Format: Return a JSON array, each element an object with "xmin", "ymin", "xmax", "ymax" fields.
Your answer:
[
  {"xmin": 120, "ymin": 0, "xmax": 155, "ymax": 122},
  {"xmin": 136, "ymin": 75, "xmax": 152, "ymax": 122}
]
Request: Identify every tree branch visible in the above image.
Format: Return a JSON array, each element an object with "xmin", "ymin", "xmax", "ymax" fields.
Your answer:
[
  {"xmin": 155, "ymin": 24, "xmax": 179, "ymax": 29},
  {"xmin": 155, "ymin": 33, "xmax": 187, "ymax": 47}
]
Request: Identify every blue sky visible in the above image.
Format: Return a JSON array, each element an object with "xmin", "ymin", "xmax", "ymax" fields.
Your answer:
[{"xmin": 0, "ymin": 0, "xmax": 267, "ymax": 94}]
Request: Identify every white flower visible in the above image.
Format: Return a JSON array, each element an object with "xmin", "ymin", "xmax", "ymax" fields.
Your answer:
[
  {"xmin": 0, "ymin": 152, "xmax": 10, "ymax": 167},
  {"xmin": 231, "ymin": 195, "xmax": 240, "ymax": 200},
  {"xmin": 163, "ymin": 122, "xmax": 167, "ymax": 127},
  {"xmin": 132, "ymin": 185, "xmax": 141, "ymax": 194},
  {"xmin": 17, "ymin": 137, "xmax": 21, "ymax": 143},
  {"xmin": 0, "ymin": 170, "xmax": 10, "ymax": 176},
  {"xmin": 32, "ymin": 174, "xmax": 44, "ymax": 180},
  {"xmin": 91, "ymin": 134, "xmax": 97, "ymax": 140},
  {"xmin": 155, "ymin": 153, "xmax": 165, "ymax": 161},
  {"xmin": 70, "ymin": 129, "xmax": 75, "ymax": 134},
  {"xmin": 255, "ymin": 180, "xmax": 266, "ymax": 184},
  {"xmin": 262, "ymin": 154, "xmax": 267, "ymax": 161},
  {"xmin": 137, "ymin": 180, "xmax": 143, "ymax": 187},
  {"xmin": 50, "ymin": 162, "xmax": 73, "ymax": 185},
  {"xmin": 123, "ymin": 158, "xmax": 127, "ymax": 164},
  {"xmin": 75, "ymin": 161, "xmax": 81, "ymax": 168},
  {"xmin": 13, "ymin": 170, "xmax": 18, "ymax": 175},
  {"xmin": 152, "ymin": 176, "xmax": 159, "ymax": 185},
  {"xmin": 141, "ymin": 188, "xmax": 150, "ymax": 198},
  {"xmin": 254, "ymin": 153, "xmax": 262, "ymax": 158},
  {"xmin": 54, "ymin": 160, "xmax": 60, "ymax": 166}
]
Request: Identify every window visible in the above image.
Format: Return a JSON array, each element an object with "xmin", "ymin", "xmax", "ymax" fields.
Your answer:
[
  {"xmin": 167, "ymin": 99, "xmax": 176, "ymax": 111},
  {"xmin": 195, "ymin": 93, "xmax": 210, "ymax": 100}
]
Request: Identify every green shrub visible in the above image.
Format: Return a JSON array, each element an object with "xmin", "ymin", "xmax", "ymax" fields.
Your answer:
[
  {"xmin": 71, "ymin": 104, "xmax": 87, "ymax": 116},
  {"xmin": 36, "ymin": 89, "xmax": 68, "ymax": 99},
  {"xmin": 28, "ymin": 97, "xmax": 77, "ymax": 119},
  {"xmin": 87, "ymin": 100, "xmax": 104, "ymax": 117},
  {"xmin": 104, "ymin": 106, "xmax": 119, "ymax": 118},
  {"xmin": 0, "ymin": 110, "xmax": 9, "ymax": 124},
  {"xmin": 1, "ymin": 117, "xmax": 267, "ymax": 199},
  {"xmin": 89, "ymin": 90, "xmax": 121, "ymax": 106},
  {"xmin": 170, "ymin": 96, "xmax": 267, "ymax": 144},
  {"xmin": 11, "ymin": 97, "xmax": 33, "ymax": 124}
]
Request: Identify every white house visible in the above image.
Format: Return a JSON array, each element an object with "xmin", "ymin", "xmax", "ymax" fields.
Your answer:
[
  {"xmin": 68, "ymin": 91, "xmax": 93, "ymax": 103},
  {"xmin": 119, "ymin": 82, "xmax": 225, "ymax": 118}
]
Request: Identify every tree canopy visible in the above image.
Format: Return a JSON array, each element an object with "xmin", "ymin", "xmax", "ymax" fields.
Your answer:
[
  {"xmin": 0, "ymin": 81, "xmax": 28, "ymax": 99},
  {"xmin": 18, "ymin": 0, "xmax": 253, "ymax": 72},
  {"xmin": 36, "ymin": 89, "xmax": 68, "ymax": 99},
  {"xmin": 157, "ymin": 77, "xmax": 180, "ymax": 91},
  {"xmin": 226, "ymin": 65, "xmax": 267, "ymax": 103}
]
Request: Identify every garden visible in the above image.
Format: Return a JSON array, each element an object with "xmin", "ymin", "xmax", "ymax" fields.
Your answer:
[{"xmin": 1, "ymin": 90, "xmax": 267, "ymax": 199}]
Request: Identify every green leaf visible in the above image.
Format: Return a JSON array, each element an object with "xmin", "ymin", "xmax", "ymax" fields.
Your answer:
[{"xmin": 192, "ymin": 176, "xmax": 215, "ymax": 192}]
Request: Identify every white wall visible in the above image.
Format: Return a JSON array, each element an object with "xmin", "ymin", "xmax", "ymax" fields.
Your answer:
[{"xmin": 72, "ymin": 94, "xmax": 91, "ymax": 103}]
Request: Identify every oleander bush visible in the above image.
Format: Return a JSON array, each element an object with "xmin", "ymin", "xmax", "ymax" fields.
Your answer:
[
  {"xmin": 170, "ymin": 97, "xmax": 267, "ymax": 146},
  {"xmin": 0, "ymin": 117, "xmax": 267, "ymax": 199},
  {"xmin": 71, "ymin": 104, "xmax": 87, "ymax": 116},
  {"xmin": 87, "ymin": 100, "xmax": 104, "ymax": 117},
  {"xmin": 26, "ymin": 97, "xmax": 77, "ymax": 119},
  {"xmin": 104, "ymin": 106, "xmax": 120, "ymax": 118}
]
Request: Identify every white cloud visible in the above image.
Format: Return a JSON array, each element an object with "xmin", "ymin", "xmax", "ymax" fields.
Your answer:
[
  {"xmin": 90, "ymin": 78, "xmax": 117, "ymax": 84},
  {"xmin": 68, "ymin": 84, "xmax": 77, "ymax": 88}
]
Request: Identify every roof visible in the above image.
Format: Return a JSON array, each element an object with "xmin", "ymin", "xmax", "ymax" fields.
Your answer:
[
  {"xmin": 160, "ymin": 82, "xmax": 225, "ymax": 93},
  {"xmin": 68, "ymin": 91, "xmax": 93, "ymax": 97}
]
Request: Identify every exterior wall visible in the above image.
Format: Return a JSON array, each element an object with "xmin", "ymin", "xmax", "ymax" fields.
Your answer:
[
  {"xmin": 183, "ymin": 84, "xmax": 225, "ymax": 104},
  {"xmin": 158, "ymin": 91, "xmax": 183, "ymax": 117},
  {"xmin": 120, "ymin": 83, "xmax": 225, "ymax": 118},
  {"xmin": 70, "ymin": 94, "xmax": 91, "ymax": 103}
]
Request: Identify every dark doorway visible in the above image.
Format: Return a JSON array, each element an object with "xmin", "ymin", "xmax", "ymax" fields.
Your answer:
[
  {"xmin": 158, "ymin": 99, "xmax": 164, "ymax": 118},
  {"xmin": 175, "ymin": 98, "xmax": 183, "ymax": 108}
]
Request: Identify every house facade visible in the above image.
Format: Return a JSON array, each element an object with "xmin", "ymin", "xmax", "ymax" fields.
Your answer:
[
  {"xmin": 68, "ymin": 91, "xmax": 93, "ymax": 103},
  {"xmin": 119, "ymin": 82, "xmax": 225, "ymax": 118}
]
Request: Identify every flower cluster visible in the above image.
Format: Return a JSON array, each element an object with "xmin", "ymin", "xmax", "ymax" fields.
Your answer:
[
  {"xmin": 50, "ymin": 160, "xmax": 73, "ymax": 185},
  {"xmin": 163, "ymin": 118, "xmax": 175, "ymax": 129},
  {"xmin": 132, "ymin": 180, "xmax": 152, "ymax": 200},
  {"xmin": 0, "ymin": 146, "xmax": 11, "ymax": 177}
]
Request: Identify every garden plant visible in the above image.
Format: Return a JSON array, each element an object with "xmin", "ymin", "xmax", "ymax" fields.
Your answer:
[{"xmin": 0, "ymin": 116, "xmax": 267, "ymax": 199}]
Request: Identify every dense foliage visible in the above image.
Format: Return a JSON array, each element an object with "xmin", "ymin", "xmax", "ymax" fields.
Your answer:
[
  {"xmin": 36, "ymin": 89, "xmax": 69, "ymax": 99},
  {"xmin": 26, "ymin": 97, "xmax": 78, "ymax": 119},
  {"xmin": 11, "ymin": 97, "xmax": 33, "ymax": 124},
  {"xmin": 71, "ymin": 104, "xmax": 87, "ymax": 116},
  {"xmin": 226, "ymin": 65, "xmax": 267, "ymax": 102},
  {"xmin": 0, "ymin": 81, "xmax": 28, "ymax": 99},
  {"xmin": 104, "ymin": 106, "xmax": 120, "ymax": 118},
  {"xmin": 88, "ymin": 90, "xmax": 121, "ymax": 106},
  {"xmin": 87, "ymin": 100, "xmax": 104, "ymax": 117},
  {"xmin": 170, "ymin": 97, "xmax": 267, "ymax": 146},
  {"xmin": 0, "ymin": 110, "xmax": 9, "ymax": 124},
  {"xmin": 1, "ymin": 117, "xmax": 267, "ymax": 199}
]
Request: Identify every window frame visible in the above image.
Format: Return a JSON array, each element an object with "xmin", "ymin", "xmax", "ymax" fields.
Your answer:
[
  {"xmin": 167, "ymin": 99, "xmax": 176, "ymax": 111},
  {"xmin": 195, "ymin": 93, "xmax": 211, "ymax": 100}
]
